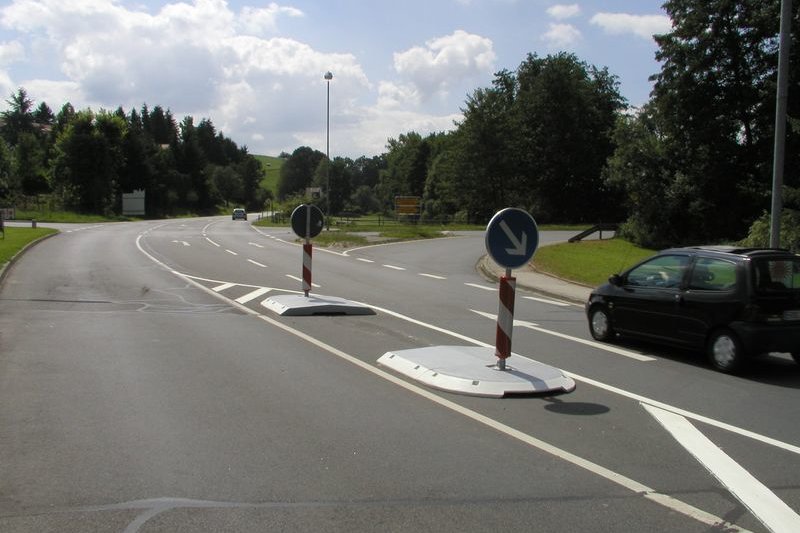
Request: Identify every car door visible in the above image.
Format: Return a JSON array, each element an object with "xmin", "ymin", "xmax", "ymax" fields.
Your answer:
[
  {"xmin": 675, "ymin": 256, "xmax": 741, "ymax": 348},
  {"xmin": 612, "ymin": 253, "xmax": 692, "ymax": 342}
]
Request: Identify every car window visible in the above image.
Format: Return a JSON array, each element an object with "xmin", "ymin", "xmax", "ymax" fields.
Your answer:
[
  {"xmin": 753, "ymin": 257, "xmax": 800, "ymax": 291},
  {"xmin": 688, "ymin": 257, "xmax": 737, "ymax": 291},
  {"xmin": 626, "ymin": 255, "xmax": 690, "ymax": 288}
]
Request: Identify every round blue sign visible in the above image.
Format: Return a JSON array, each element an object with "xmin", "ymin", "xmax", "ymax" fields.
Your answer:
[
  {"xmin": 290, "ymin": 204, "xmax": 324, "ymax": 239},
  {"xmin": 485, "ymin": 208, "xmax": 539, "ymax": 269}
]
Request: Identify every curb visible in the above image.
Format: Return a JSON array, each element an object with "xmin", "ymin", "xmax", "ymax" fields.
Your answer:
[{"xmin": 476, "ymin": 254, "xmax": 589, "ymax": 305}]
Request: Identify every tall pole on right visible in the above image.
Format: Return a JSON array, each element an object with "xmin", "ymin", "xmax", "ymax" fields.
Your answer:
[
  {"xmin": 324, "ymin": 71, "xmax": 333, "ymax": 229},
  {"xmin": 770, "ymin": 0, "xmax": 792, "ymax": 248}
]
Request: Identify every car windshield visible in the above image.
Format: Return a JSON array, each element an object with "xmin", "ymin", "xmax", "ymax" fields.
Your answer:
[{"xmin": 753, "ymin": 257, "xmax": 800, "ymax": 292}]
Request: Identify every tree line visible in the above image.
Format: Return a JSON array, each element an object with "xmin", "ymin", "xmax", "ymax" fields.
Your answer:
[
  {"xmin": 0, "ymin": 89, "xmax": 266, "ymax": 217},
  {"xmin": 2, "ymin": 0, "xmax": 796, "ymax": 250},
  {"xmin": 278, "ymin": 0, "xmax": 798, "ymax": 249}
]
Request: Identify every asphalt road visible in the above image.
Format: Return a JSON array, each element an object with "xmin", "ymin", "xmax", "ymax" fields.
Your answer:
[{"xmin": 1, "ymin": 217, "xmax": 799, "ymax": 532}]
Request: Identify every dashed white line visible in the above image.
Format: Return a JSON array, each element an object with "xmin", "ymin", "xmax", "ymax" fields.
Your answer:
[
  {"xmin": 212, "ymin": 282, "xmax": 236, "ymax": 292},
  {"xmin": 235, "ymin": 287, "xmax": 272, "ymax": 304},
  {"xmin": 247, "ymin": 259, "xmax": 267, "ymax": 268},
  {"xmin": 383, "ymin": 264, "xmax": 406, "ymax": 271},
  {"xmin": 248, "ymin": 242, "xmax": 264, "ymax": 248},
  {"xmin": 419, "ymin": 273, "xmax": 447, "ymax": 280},
  {"xmin": 356, "ymin": 258, "xmax": 374, "ymax": 263},
  {"xmin": 225, "ymin": 249, "xmax": 238, "ymax": 256},
  {"xmin": 205, "ymin": 237, "xmax": 220, "ymax": 247},
  {"xmin": 465, "ymin": 283, "xmax": 496, "ymax": 291}
]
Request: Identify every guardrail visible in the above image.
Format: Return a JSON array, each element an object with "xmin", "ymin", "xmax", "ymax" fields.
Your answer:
[{"xmin": 568, "ymin": 223, "xmax": 618, "ymax": 243}]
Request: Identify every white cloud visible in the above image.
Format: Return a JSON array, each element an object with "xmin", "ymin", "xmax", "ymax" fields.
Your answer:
[
  {"xmin": 590, "ymin": 13, "xmax": 672, "ymax": 40},
  {"xmin": 546, "ymin": 4, "xmax": 581, "ymax": 20},
  {"xmin": 0, "ymin": 0, "xmax": 467, "ymax": 157},
  {"xmin": 393, "ymin": 30, "xmax": 495, "ymax": 100},
  {"xmin": 238, "ymin": 3, "xmax": 304, "ymax": 36},
  {"xmin": 0, "ymin": 41, "xmax": 25, "ymax": 65},
  {"xmin": 541, "ymin": 23, "xmax": 582, "ymax": 49}
]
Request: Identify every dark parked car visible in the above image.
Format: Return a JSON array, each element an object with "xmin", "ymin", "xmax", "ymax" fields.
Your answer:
[
  {"xmin": 232, "ymin": 208, "xmax": 247, "ymax": 220},
  {"xmin": 586, "ymin": 246, "xmax": 800, "ymax": 373}
]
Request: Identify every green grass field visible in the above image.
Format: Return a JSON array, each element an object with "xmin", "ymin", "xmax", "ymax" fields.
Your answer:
[
  {"xmin": 254, "ymin": 155, "xmax": 283, "ymax": 197},
  {"xmin": 0, "ymin": 227, "xmax": 58, "ymax": 266},
  {"xmin": 532, "ymin": 239, "xmax": 655, "ymax": 286}
]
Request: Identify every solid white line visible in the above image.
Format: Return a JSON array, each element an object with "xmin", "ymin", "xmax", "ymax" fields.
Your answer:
[
  {"xmin": 465, "ymin": 283, "xmax": 496, "ymax": 291},
  {"xmin": 356, "ymin": 258, "xmax": 374, "ymax": 263},
  {"xmin": 468, "ymin": 310, "xmax": 654, "ymax": 362},
  {"xmin": 419, "ymin": 273, "xmax": 447, "ymax": 280},
  {"xmin": 212, "ymin": 282, "xmax": 236, "ymax": 292},
  {"xmin": 225, "ymin": 249, "xmax": 238, "ymax": 256},
  {"xmin": 524, "ymin": 295, "xmax": 571, "ymax": 307},
  {"xmin": 285, "ymin": 274, "xmax": 320, "ymax": 288},
  {"xmin": 205, "ymin": 237, "xmax": 220, "ymax": 247},
  {"xmin": 645, "ymin": 404, "xmax": 800, "ymax": 532},
  {"xmin": 133, "ymin": 236, "xmax": 752, "ymax": 531},
  {"xmin": 235, "ymin": 287, "xmax": 271, "ymax": 304},
  {"xmin": 383, "ymin": 264, "xmax": 406, "ymax": 271},
  {"xmin": 247, "ymin": 259, "xmax": 267, "ymax": 268}
]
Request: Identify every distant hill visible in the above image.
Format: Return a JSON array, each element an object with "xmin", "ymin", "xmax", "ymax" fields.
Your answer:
[{"xmin": 254, "ymin": 155, "xmax": 284, "ymax": 196}]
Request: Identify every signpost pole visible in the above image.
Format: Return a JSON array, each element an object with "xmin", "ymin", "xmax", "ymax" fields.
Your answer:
[
  {"xmin": 303, "ymin": 205, "xmax": 312, "ymax": 297},
  {"xmin": 495, "ymin": 267, "xmax": 515, "ymax": 370}
]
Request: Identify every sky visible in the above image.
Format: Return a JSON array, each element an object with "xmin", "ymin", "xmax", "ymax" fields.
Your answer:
[{"xmin": 0, "ymin": 0, "xmax": 672, "ymax": 158}]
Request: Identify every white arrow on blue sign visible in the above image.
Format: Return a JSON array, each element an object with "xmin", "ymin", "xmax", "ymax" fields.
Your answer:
[{"xmin": 485, "ymin": 208, "xmax": 539, "ymax": 269}]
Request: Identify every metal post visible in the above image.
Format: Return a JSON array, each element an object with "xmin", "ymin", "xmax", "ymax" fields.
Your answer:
[
  {"xmin": 324, "ymin": 71, "xmax": 333, "ymax": 230},
  {"xmin": 495, "ymin": 267, "xmax": 515, "ymax": 371},
  {"xmin": 770, "ymin": 0, "xmax": 792, "ymax": 248}
]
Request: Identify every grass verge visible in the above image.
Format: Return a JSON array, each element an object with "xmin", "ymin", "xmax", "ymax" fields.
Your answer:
[
  {"xmin": 532, "ymin": 239, "xmax": 655, "ymax": 287},
  {"xmin": 1, "ymin": 227, "xmax": 59, "ymax": 266}
]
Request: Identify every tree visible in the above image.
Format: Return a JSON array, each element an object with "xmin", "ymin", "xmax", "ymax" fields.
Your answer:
[
  {"xmin": 52, "ymin": 110, "xmax": 127, "ymax": 213},
  {"xmin": 1, "ymin": 88, "xmax": 35, "ymax": 146},
  {"xmin": 608, "ymin": 0, "xmax": 799, "ymax": 247},
  {"xmin": 277, "ymin": 146, "xmax": 324, "ymax": 200}
]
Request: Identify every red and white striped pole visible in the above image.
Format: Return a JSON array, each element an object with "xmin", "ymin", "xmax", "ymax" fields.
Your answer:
[
  {"xmin": 495, "ymin": 267, "xmax": 516, "ymax": 370},
  {"xmin": 302, "ymin": 240, "xmax": 312, "ymax": 297}
]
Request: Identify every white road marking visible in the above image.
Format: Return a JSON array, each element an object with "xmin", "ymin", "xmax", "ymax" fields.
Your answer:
[
  {"xmin": 132, "ymin": 272, "xmax": 742, "ymax": 530},
  {"xmin": 524, "ymin": 295, "xmax": 571, "ymax": 307},
  {"xmin": 356, "ymin": 258, "xmax": 374, "ymax": 263},
  {"xmin": 470, "ymin": 309, "xmax": 539, "ymax": 327},
  {"xmin": 248, "ymin": 242, "xmax": 264, "ymax": 248},
  {"xmin": 205, "ymin": 237, "xmax": 220, "ymax": 247},
  {"xmin": 471, "ymin": 309, "xmax": 655, "ymax": 362},
  {"xmin": 171, "ymin": 240, "xmax": 190, "ymax": 247},
  {"xmin": 133, "ymin": 235, "xmax": 800, "ymax": 531},
  {"xmin": 465, "ymin": 283, "xmax": 496, "ymax": 291},
  {"xmin": 383, "ymin": 264, "xmax": 406, "ymax": 271},
  {"xmin": 236, "ymin": 287, "xmax": 271, "ymax": 304},
  {"xmin": 225, "ymin": 249, "xmax": 238, "ymax": 256},
  {"xmin": 645, "ymin": 404, "xmax": 800, "ymax": 533},
  {"xmin": 247, "ymin": 259, "xmax": 267, "ymax": 268},
  {"xmin": 419, "ymin": 273, "xmax": 447, "ymax": 280},
  {"xmin": 285, "ymin": 274, "xmax": 320, "ymax": 288},
  {"xmin": 212, "ymin": 282, "xmax": 236, "ymax": 292}
]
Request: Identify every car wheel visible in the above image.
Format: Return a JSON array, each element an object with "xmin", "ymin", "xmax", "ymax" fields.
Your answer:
[
  {"xmin": 707, "ymin": 328, "xmax": 746, "ymax": 373},
  {"xmin": 588, "ymin": 305, "xmax": 614, "ymax": 341}
]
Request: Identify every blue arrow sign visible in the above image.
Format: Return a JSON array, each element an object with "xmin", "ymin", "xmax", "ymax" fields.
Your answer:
[
  {"xmin": 485, "ymin": 208, "xmax": 539, "ymax": 269},
  {"xmin": 290, "ymin": 204, "xmax": 324, "ymax": 239}
]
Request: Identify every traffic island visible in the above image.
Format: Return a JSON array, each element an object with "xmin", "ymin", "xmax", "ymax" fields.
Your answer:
[{"xmin": 377, "ymin": 346, "xmax": 576, "ymax": 398}]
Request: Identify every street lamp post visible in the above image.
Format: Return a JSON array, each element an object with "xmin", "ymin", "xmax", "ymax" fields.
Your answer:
[{"xmin": 324, "ymin": 71, "xmax": 333, "ymax": 229}]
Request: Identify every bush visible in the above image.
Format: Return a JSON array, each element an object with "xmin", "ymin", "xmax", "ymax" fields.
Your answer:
[{"xmin": 739, "ymin": 209, "xmax": 800, "ymax": 253}]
